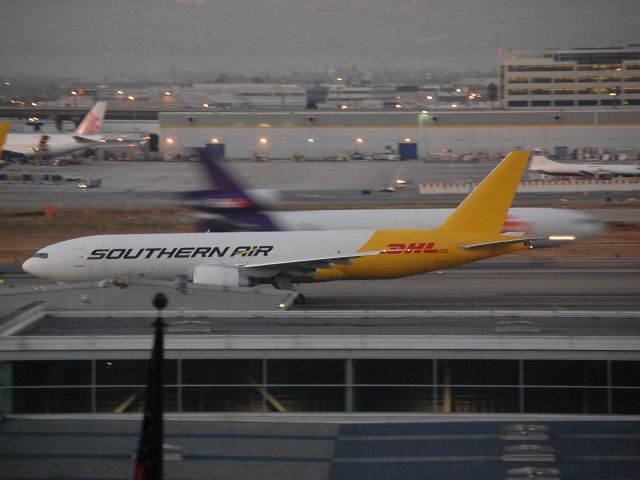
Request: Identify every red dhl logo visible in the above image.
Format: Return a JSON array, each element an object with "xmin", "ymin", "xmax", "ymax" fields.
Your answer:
[{"xmin": 382, "ymin": 242, "xmax": 448, "ymax": 254}]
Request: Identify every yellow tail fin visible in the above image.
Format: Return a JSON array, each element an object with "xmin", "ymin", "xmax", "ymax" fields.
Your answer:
[
  {"xmin": 0, "ymin": 122, "xmax": 10, "ymax": 151},
  {"xmin": 439, "ymin": 151, "xmax": 530, "ymax": 236}
]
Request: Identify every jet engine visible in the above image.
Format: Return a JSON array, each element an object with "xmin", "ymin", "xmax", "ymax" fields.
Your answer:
[{"xmin": 192, "ymin": 264, "xmax": 253, "ymax": 287}]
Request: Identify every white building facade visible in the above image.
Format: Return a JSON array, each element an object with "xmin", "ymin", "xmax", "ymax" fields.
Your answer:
[{"xmin": 500, "ymin": 45, "xmax": 640, "ymax": 109}]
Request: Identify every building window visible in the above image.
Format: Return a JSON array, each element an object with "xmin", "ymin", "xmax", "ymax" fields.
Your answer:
[
  {"xmin": 577, "ymin": 64, "xmax": 622, "ymax": 71},
  {"xmin": 508, "ymin": 65, "xmax": 573, "ymax": 72},
  {"xmin": 507, "ymin": 77, "xmax": 529, "ymax": 84},
  {"xmin": 531, "ymin": 89, "xmax": 554, "ymax": 95},
  {"xmin": 554, "ymin": 100, "xmax": 575, "ymax": 106},
  {"xmin": 577, "ymin": 77, "xmax": 601, "ymax": 83},
  {"xmin": 577, "ymin": 100, "xmax": 598, "ymax": 106},
  {"xmin": 507, "ymin": 101, "xmax": 528, "ymax": 107},
  {"xmin": 531, "ymin": 100, "xmax": 552, "ymax": 107}
]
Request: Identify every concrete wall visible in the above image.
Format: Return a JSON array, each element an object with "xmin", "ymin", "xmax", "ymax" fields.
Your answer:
[{"xmin": 159, "ymin": 110, "xmax": 640, "ymax": 159}]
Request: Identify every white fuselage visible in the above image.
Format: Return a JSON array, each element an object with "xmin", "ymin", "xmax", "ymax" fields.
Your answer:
[
  {"xmin": 22, "ymin": 231, "xmax": 375, "ymax": 283},
  {"xmin": 205, "ymin": 207, "xmax": 605, "ymax": 245},
  {"xmin": 530, "ymin": 154, "xmax": 640, "ymax": 178},
  {"xmin": 3, "ymin": 133, "xmax": 102, "ymax": 157}
]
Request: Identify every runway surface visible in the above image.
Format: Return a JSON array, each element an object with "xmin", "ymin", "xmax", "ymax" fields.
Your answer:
[
  {"xmin": 292, "ymin": 258, "xmax": 640, "ymax": 311},
  {"xmin": 4, "ymin": 261, "xmax": 640, "ymax": 313}
]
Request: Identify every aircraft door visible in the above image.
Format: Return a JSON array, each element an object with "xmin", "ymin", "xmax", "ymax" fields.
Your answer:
[{"xmin": 73, "ymin": 248, "xmax": 86, "ymax": 267}]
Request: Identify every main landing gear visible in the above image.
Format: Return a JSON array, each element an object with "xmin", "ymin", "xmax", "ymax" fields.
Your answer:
[{"xmin": 273, "ymin": 274, "xmax": 306, "ymax": 305}]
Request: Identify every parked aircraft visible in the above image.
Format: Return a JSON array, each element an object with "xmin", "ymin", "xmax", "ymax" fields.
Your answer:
[
  {"xmin": 529, "ymin": 149, "xmax": 640, "ymax": 178},
  {"xmin": 3, "ymin": 102, "xmax": 107, "ymax": 158},
  {"xmin": 185, "ymin": 146, "xmax": 605, "ymax": 245},
  {"xmin": 0, "ymin": 122, "xmax": 9, "ymax": 167},
  {"xmin": 24, "ymin": 152, "xmax": 537, "ymax": 302}
]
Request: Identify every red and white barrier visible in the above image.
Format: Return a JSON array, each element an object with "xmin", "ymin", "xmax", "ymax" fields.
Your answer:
[{"xmin": 419, "ymin": 178, "xmax": 640, "ymax": 194}]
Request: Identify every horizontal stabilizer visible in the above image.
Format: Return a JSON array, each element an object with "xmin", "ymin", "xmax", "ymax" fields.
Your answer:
[
  {"xmin": 461, "ymin": 238, "xmax": 540, "ymax": 250},
  {"xmin": 72, "ymin": 135, "xmax": 101, "ymax": 143}
]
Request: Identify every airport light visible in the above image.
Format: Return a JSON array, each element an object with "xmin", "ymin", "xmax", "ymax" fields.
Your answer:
[
  {"xmin": 128, "ymin": 95, "xmax": 135, "ymax": 101},
  {"xmin": 426, "ymin": 95, "xmax": 433, "ymax": 100},
  {"xmin": 356, "ymin": 137, "xmax": 364, "ymax": 144},
  {"xmin": 166, "ymin": 138, "xmax": 174, "ymax": 145},
  {"xmin": 31, "ymin": 102, "xmax": 38, "ymax": 107},
  {"xmin": 117, "ymin": 90, "xmax": 124, "ymax": 95},
  {"xmin": 307, "ymin": 138, "xmax": 314, "ymax": 143},
  {"xmin": 339, "ymin": 104, "xmax": 348, "ymax": 110},
  {"xmin": 395, "ymin": 104, "xmax": 402, "ymax": 109},
  {"xmin": 3, "ymin": 81, "xmax": 10, "ymax": 86},
  {"xmin": 404, "ymin": 138, "xmax": 411, "ymax": 142},
  {"xmin": 548, "ymin": 235, "xmax": 576, "ymax": 241},
  {"xmin": 211, "ymin": 138, "xmax": 219, "ymax": 143},
  {"xmin": 202, "ymin": 103, "xmax": 209, "ymax": 108},
  {"xmin": 164, "ymin": 91, "xmax": 172, "ymax": 96},
  {"xmin": 259, "ymin": 137, "xmax": 268, "ymax": 145},
  {"xmin": 71, "ymin": 91, "xmax": 77, "ymax": 96}
]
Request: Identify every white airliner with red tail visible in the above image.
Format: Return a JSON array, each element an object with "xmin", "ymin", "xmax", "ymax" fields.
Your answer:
[{"xmin": 3, "ymin": 102, "xmax": 107, "ymax": 158}]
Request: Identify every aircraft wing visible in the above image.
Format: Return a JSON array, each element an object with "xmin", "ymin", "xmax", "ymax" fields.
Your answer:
[{"xmin": 240, "ymin": 250, "xmax": 381, "ymax": 272}]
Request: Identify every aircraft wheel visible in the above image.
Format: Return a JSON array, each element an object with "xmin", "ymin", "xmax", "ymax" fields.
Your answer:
[{"xmin": 294, "ymin": 294, "xmax": 306, "ymax": 305}]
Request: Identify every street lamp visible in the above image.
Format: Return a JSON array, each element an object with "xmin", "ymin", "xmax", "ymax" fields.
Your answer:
[{"xmin": 128, "ymin": 96, "xmax": 137, "ymax": 130}]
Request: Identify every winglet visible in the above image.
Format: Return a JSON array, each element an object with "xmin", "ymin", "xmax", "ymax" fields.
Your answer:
[
  {"xmin": 0, "ymin": 122, "xmax": 10, "ymax": 152},
  {"xmin": 74, "ymin": 101, "xmax": 107, "ymax": 137},
  {"xmin": 439, "ymin": 151, "xmax": 530, "ymax": 236}
]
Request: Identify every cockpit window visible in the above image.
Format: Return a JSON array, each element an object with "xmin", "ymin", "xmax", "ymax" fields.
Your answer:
[{"xmin": 32, "ymin": 252, "xmax": 48, "ymax": 259}]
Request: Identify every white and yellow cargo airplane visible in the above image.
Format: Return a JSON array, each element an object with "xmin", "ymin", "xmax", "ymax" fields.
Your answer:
[
  {"xmin": 23, "ymin": 151, "xmax": 535, "ymax": 299},
  {"xmin": 3, "ymin": 102, "xmax": 107, "ymax": 158}
]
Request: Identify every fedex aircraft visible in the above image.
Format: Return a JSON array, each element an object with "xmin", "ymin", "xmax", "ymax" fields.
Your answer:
[
  {"xmin": 184, "ymin": 146, "xmax": 605, "ymax": 245},
  {"xmin": 3, "ymin": 102, "xmax": 107, "ymax": 158},
  {"xmin": 529, "ymin": 148, "xmax": 640, "ymax": 178},
  {"xmin": 25, "ymin": 152, "xmax": 538, "ymax": 302}
]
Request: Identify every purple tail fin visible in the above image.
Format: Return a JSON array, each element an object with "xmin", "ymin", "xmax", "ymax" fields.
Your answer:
[{"xmin": 180, "ymin": 146, "xmax": 280, "ymax": 231}]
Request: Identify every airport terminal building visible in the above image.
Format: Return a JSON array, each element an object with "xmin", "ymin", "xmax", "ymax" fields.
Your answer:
[
  {"xmin": 158, "ymin": 109, "xmax": 640, "ymax": 160},
  {"xmin": 1, "ymin": 283, "xmax": 639, "ymax": 416}
]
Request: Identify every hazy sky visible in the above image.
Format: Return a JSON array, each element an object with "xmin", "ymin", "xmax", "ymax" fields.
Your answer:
[{"xmin": 3, "ymin": 0, "xmax": 639, "ymax": 78}]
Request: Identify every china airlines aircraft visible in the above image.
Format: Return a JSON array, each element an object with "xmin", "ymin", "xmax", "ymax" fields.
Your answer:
[
  {"xmin": 184, "ymin": 146, "xmax": 605, "ymax": 245},
  {"xmin": 25, "ymin": 152, "xmax": 538, "ymax": 302},
  {"xmin": 529, "ymin": 148, "xmax": 640, "ymax": 178},
  {"xmin": 3, "ymin": 102, "xmax": 107, "ymax": 158}
]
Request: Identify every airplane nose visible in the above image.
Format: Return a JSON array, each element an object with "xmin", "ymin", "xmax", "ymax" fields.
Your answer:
[
  {"xmin": 22, "ymin": 258, "xmax": 48, "ymax": 278},
  {"xmin": 22, "ymin": 258, "xmax": 37, "ymax": 276}
]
